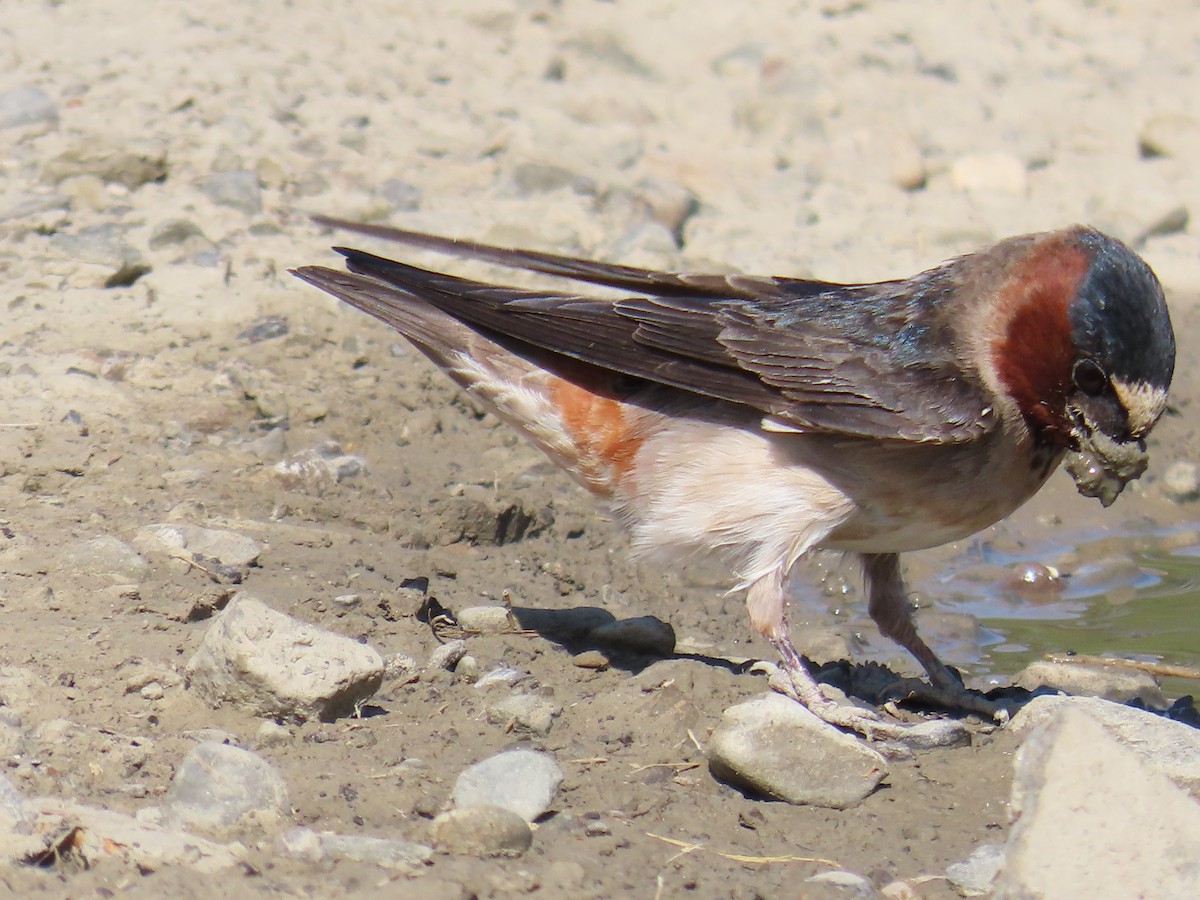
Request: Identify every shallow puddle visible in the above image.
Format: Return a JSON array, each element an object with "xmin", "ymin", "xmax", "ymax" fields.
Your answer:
[{"xmin": 789, "ymin": 521, "xmax": 1200, "ymax": 699}]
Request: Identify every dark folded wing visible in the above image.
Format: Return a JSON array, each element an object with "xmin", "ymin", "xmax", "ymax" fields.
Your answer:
[
  {"xmin": 300, "ymin": 237, "xmax": 996, "ymax": 443},
  {"xmin": 311, "ymin": 214, "xmax": 834, "ymax": 302}
]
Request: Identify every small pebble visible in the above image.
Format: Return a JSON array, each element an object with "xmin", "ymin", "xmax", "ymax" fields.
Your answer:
[
  {"xmin": 427, "ymin": 639, "xmax": 468, "ymax": 672},
  {"xmin": 139, "ymin": 681, "xmax": 165, "ymax": 701},
  {"xmin": 199, "ymin": 169, "xmax": 262, "ymax": 215},
  {"xmin": 1162, "ymin": 460, "xmax": 1200, "ymax": 503},
  {"xmin": 572, "ymin": 650, "xmax": 610, "ymax": 670},
  {"xmin": 486, "ymin": 694, "xmax": 561, "ymax": 735},
  {"xmin": 946, "ymin": 842, "xmax": 1006, "ymax": 896},
  {"xmin": 474, "ymin": 664, "xmax": 529, "ymax": 690},
  {"xmin": 0, "ymin": 84, "xmax": 58, "ymax": 130}
]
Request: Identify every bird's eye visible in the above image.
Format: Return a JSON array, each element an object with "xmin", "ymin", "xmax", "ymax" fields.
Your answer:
[{"xmin": 1072, "ymin": 358, "xmax": 1108, "ymax": 396}]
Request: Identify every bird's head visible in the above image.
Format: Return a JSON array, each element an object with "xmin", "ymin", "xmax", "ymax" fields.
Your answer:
[{"xmin": 990, "ymin": 227, "xmax": 1175, "ymax": 506}]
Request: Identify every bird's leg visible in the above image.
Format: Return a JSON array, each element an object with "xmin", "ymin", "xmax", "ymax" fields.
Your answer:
[
  {"xmin": 861, "ymin": 553, "xmax": 1003, "ymax": 719},
  {"xmin": 747, "ymin": 568, "xmax": 909, "ymax": 740}
]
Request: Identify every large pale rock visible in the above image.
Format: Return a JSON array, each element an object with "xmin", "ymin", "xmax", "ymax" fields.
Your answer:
[
  {"xmin": 994, "ymin": 706, "xmax": 1200, "ymax": 898},
  {"xmin": 186, "ymin": 593, "xmax": 384, "ymax": 722},
  {"xmin": 1010, "ymin": 694, "xmax": 1200, "ymax": 798},
  {"xmin": 707, "ymin": 693, "xmax": 887, "ymax": 809}
]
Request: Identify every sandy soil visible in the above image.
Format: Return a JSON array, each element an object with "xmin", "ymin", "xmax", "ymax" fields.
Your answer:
[{"xmin": 2, "ymin": 1, "xmax": 1199, "ymax": 896}]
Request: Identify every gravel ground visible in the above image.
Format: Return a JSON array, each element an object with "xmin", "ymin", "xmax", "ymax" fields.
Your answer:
[{"xmin": 2, "ymin": 1, "xmax": 1199, "ymax": 896}]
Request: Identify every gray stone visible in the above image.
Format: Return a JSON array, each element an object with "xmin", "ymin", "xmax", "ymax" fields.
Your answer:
[
  {"xmin": 277, "ymin": 827, "xmax": 432, "ymax": 871},
  {"xmin": 432, "ymin": 805, "xmax": 533, "ymax": 857},
  {"xmin": 452, "ymin": 749, "xmax": 563, "ymax": 821},
  {"xmin": 426, "ymin": 639, "xmax": 467, "ymax": 672},
  {"xmin": 0, "ymin": 84, "xmax": 57, "ymax": 130},
  {"xmin": 200, "ymin": 169, "xmax": 262, "ymax": 215},
  {"xmin": 1012, "ymin": 659, "xmax": 1166, "ymax": 706},
  {"xmin": 994, "ymin": 706, "xmax": 1200, "ymax": 897},
  {"xmin": 162, "ymin": 741, "xmax": 290, "ymax": 834},
  {"xmin": 62, "ymin": 535, "xmax": 149, "ymax": 583},
  {"xmin": 486, "ymin": 693, "xmax": 561, "ymax": 735},
  {"xmin": 1010, "ymin": 694, "xmax": 1200, "ymax": 798},
  {"xmin": 51, "ymin": 223, "xmax": 141, "ymax": 268},
  {"xmin": 946, "ymin": 842, "xmax": 1006, "ymax": 897},
  {"xmin": 589, "ymin": 615, "xmax": 676, "ymax": 656},
  {"xmin": 877, "ymin": 718, "xmax": 972, "ymax": 753},
  {"xmin": 707, "ymin": 693, "xmax": 887, "ymax": 809},
  {"xmin": 185, "ymin": 593, "xmax": 384, "ymax": 722}
]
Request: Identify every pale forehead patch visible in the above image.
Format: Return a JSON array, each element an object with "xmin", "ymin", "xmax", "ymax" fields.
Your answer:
[{"xmin": 1112, "ymin": 378, "xmax": 1169, "ymax": 437}]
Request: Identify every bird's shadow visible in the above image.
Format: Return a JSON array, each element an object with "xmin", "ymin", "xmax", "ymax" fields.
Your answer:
[{"xmin": 428, "ymin": 599, "xmax": 1041, "ymax": 718}]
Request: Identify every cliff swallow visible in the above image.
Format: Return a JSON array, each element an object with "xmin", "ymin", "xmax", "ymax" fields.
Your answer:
[{"xmin": 294, "ymin": 216, "xmax": 1175, "ymax": 737}]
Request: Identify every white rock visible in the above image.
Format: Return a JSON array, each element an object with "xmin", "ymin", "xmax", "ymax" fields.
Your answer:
[
  {"xmin": 707, "ymin": 693, "xmax": 887, "ymax": 809},
  {"xmin": 995, "ymin": 706, "xmax": 1200, "ymax": 897},
  {"xmin": 1009, "ymin": 694, "xmax": 1200, "ymax": 798},
  {"xmin": 185, "ymin": 592, "xmax": 384, "ymax": 722},
  {"xmin": 950, "ymin": 152, "xmax": 1027, "ymax": 194},
  {"xmin": 455, "ymin": 605, "xmax": 516, "ymax": 632},
  {"xmin": 452, "ymin": 749, "xmax": 563, "ymax": 821},
  {"xmin": 162, "ymin": 741, "xmax": 290, "ymax": 835}
]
